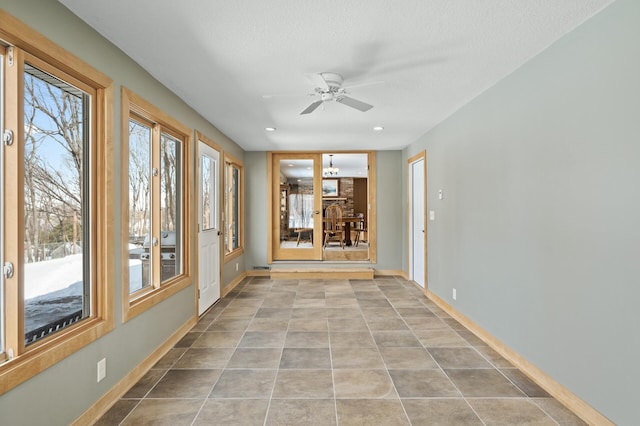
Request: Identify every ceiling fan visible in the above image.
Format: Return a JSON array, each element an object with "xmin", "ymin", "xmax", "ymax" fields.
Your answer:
[{"xmin": 300, "ymin": 72, "xmax": 374, "ymax": 115}]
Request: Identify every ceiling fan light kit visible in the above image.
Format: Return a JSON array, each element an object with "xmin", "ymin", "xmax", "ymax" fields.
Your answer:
[{"xmin": 300, "ymin": 72, "xmax": 374, "ymax": 115}]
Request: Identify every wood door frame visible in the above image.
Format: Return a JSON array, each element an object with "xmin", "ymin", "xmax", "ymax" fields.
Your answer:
[
  {"xmin": 267, "ymin": 151, "xmax": 376, "ymax": 264},
  {"xmin": 268, "ymin": 152, "xmax": 323, "ymax": 261},
  {"xmin": 407, "ymin": 151, "xmax": 427, "ymax": 292}
]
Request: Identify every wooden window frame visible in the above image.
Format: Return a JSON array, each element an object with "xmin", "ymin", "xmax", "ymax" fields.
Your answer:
[
  {"xmin": 0, "ymin": 10, "xmax": 114, "ymax": 395},
  {"xmin": 223, "ymin": 153, "xmax": 244, "ymax": 262},
  {"xmin": 121, "ymin": 87, "xmax": 192, "ymax": 322}
]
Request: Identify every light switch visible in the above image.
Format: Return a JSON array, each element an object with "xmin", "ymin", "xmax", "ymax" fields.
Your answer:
[
  {"xmin": 429, "ymin": 210, "xmax": 435, "ymax": 221},
  {"xmin": 438, "ymin": 189, "xmax": 444, "ymax": 200}
]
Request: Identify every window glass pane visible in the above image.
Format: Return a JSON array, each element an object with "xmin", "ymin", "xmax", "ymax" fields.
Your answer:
[
  {"xmin": 278, "ymin": 159, "xmax": 314, "ymax": 248},
  {"xmin": 201, "ymin": 155, "xmax": 213, "ymax": 231},
  {"xmin": 160, "ymin": 132, "xmax": 182, "ymax": 282},
  {"xmin": 0, "ymin": 50, "xmax": 4, "ymax": 354},
  {"xmin": 231, "ymin": 166, "xmax": 239, "ymax": 250},
  {"xmin": 128, "ymin": 119, "xmax": 151, "ymax": 294},
  {"xmin": 23, "ymin": 64, "xmax": 89, "ymax": 345},
  {"xmin": 225, "ymin": 163, "xmax": 240, "ymax": 253}
]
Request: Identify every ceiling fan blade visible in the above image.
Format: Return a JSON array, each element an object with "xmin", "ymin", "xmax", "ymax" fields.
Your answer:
[
  {"xmin": 342, "ymin": 80, "xmax": 385, "ymax": 90},
  {"xmin": 306, "ymin": 73, "xmax": 330, "ymax": 91},
  {"xmin": 300, "ymin": 100, "xmax": 323, "ymax": 115},
  {"xmin": 336, "ymin": 96, "xmax": 373, "ymax": 112}
]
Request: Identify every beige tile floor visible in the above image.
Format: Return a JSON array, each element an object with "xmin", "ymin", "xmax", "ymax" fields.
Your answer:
[{"xmin": 96, "ymin": 276, "xmax": 586, "ymax": 425}]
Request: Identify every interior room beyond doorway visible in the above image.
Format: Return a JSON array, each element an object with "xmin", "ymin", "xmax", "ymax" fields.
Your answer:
[{"xmin": 269, "ymin": 152, "xmax": 376, "ymax": 263}]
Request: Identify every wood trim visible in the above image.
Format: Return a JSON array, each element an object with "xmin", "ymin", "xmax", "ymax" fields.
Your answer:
[
  {"xmin": 3, "ymin": 43, "xmax": 24, "ymax": 359},
  {"xmin": 266, "ymin": 152, "xmax": 273, "ymax": 263},
  {"xmin": 407, "ymin": 150, "xmax": 427, "ymax": 295},
  {"xmin": 268, "ymin": 151, "xmax": 376, "ymax": 263},
  {"xmin": 246, "ymin": 270, "xmax": 271, "ymax": 277},
  {"xmin": 0, "ymin": 10, "xmax": 111, "ymax": 89},
  {"xmin": 121, "ymin": 87, "xmax": 191, "ymax": 137},
  {"xmin": 223, "ymin": 246, "xmax": 244, "ymax": 263},
  {"xmin": 194, "ymin": 130, "xmax": 223, "ymax": 153},
  {"xmin": 120, "ymin": 87, "xmax": 193, "ymax": 323},
  {"xmin": 95, "ymin": 78, "xmax": 116, "ymax": 332},
  {"xmin": 0, "ymin": 12, "xmax": 115, "ymax": 395},
  {"xmin": 269, "ymin": 152, "xmax": 324, "ymax": 261},
  {"xmin": 270, "ymin": 268, "xmax": 373, "ymax": 280},
  {"xmin": 71, "ymin": 315, "xmax": 197, "ymax": 426},
  {"xmin": 368, "ymin": 152, "xmax": 377, "ymax": 263},
  {"xmin": 426, "ymin": 290, "xmax": 614, "ymax": 426},
  {"xmin": 0, "ymin": 318, "xmax": 112, "ymax": 395},
  {"xmin": 223, "ymin": 152, "xmax": 244, "ymax": 262},
  {"xmin": 374, "ymin": 269, "xmax": 409, "ymax": 279},
  {"xmin": 221, "ymin": 272, "xmax": 247, "ymax": 297},
  {"xmin": 407, "ymin": 151, "xmax": 426, "ymax": 165},
  {"xmin": 126, "ymin": 279, "xmax": 192, "ymax": 321}
]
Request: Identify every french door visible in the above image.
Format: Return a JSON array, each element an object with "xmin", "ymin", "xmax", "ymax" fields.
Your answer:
[{"xmin": 270, "ymin": 153, "xmax": 323, "ymax": 260}]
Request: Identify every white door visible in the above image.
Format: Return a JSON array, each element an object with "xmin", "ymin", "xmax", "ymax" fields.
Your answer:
[
  {"xmin": 198, "ymin": 140, "xmax": 220, "ymax": 315},
  {"xmin": 410, "ymin": 157, "xmax": 426, "ymax": 288}
]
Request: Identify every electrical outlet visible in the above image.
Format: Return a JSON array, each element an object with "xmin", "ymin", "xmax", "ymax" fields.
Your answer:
[
  {"xmin": 452, "ymin": 288, "xmax": 457, "ymax": 301},
  {"xmin": 97, "ymin": 358, "xmax": 106, "ymax": 382}
]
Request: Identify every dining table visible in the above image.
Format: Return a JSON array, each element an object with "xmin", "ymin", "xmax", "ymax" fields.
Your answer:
[{"xmin": 324, "ymin": 216, "xmax": 363, "ymax": 246}]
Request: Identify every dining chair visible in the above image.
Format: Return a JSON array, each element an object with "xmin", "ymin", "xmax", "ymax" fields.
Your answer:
[
  {"xmin": 354, "ymin": 212, "xmax": 367, "ymax": 247},
  {"xmin": 323, "ymin": 204, "xmax": 344, "ymax": 250}
]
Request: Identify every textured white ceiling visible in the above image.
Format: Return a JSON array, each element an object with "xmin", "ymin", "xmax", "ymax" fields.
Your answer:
[{"xmin": 60, "ymin": 0, "xmax": 613, "ymax": 151}]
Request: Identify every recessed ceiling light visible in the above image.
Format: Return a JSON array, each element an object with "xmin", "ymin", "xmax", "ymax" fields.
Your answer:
[
  {"xmin": 265, "ymin": 127, "xmax": 276, "ymax": 132},
  {"xmin": 373, "ymin": 126, "xmax": 384, "ymax": 131}
]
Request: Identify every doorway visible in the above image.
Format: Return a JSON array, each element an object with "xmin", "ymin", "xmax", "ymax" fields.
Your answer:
[
  {"xmin": 197, "ymin": 134, "xmax": 221, "ymax": 315},
  {"xmin": 268, "ymin": 151, "xmax": 376, "ymax": 263},
  {"xmin": 409, "ymin": 152, "xmax": 426, "ymax": 289}
]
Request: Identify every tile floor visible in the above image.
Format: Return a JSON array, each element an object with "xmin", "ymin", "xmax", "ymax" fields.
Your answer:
[{"xmin": 96, "ymin": 276, "xmax": 586, "ymax": 425}]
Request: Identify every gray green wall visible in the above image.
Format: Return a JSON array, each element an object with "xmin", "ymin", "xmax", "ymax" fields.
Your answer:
[
  {"xmin": 244, "ymin": 150, "xmax": 404, "ymax": 272},
  {"xmin": 404, "ymin": 0, "xmax": 638, "ymax": 423},
  {"xmin": 0, "ymin": 1, "xmax": 245, "ymax": 424},
  {"xmin": 2, "ymin": 0, "xmax": 635, "ymax": 424}
]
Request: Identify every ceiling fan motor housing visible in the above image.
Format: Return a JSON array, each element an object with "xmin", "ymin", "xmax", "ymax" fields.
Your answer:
[
  {"xmin": 301, "ymin": 72, "xmax": 373, "ymax": 114},
  {"xmin": 320, "ymin": 72, "xmax": 344, "ymax": 90}
]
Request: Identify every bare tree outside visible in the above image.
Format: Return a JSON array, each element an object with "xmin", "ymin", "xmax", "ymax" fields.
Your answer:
[
  {"xmin": 127, "ymin": 119, "xmax": 151, "ymax": 293},
  {"xmin": 22, "ymin": 64, "xmax": 88, "ymax": 343},
  {"xmin": 161, "ymin": 133, "xmax": 178, "ymax": 232},
  {"xmin": 128, "ymin": 120, "xmax": 151, "ymax": 244},
  {"xmin": 23, "ymin": 65, "xmax": 83, "ymax": 263}
]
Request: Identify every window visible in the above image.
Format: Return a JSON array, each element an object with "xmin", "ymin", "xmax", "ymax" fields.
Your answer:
[
  {"xmin": 201, "ymin": 155, "xmax": 216, "ymax": 231},
  {"xmin": 122, "ymin": 88, "xmax": 191, "ymax": 321},
  {"xmin": 224, "ymin": 154, "xmax": 243, "ymax": 260},
  {"xmin": 22, "ymin": 63, "xmax": 91, "ymax": 345},
  {"xmin": 0, "ymin": 10, "xmax": 113, "ymax": 394}
]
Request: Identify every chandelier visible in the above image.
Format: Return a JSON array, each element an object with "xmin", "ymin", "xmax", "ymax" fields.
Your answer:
[{"xmin": 323, "ymin": 154, "xmax": 339, "ymax": 176}]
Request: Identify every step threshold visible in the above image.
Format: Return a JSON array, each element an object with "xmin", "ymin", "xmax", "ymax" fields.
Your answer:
[{"xmin": 270, "ymin": 268, "xmax": 373, "ymax": 280}]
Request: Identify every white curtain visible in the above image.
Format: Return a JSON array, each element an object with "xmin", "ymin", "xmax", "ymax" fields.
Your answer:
[{"xmin": 289, "ymin": 194, "xmax": 314, "ymax": 228}]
